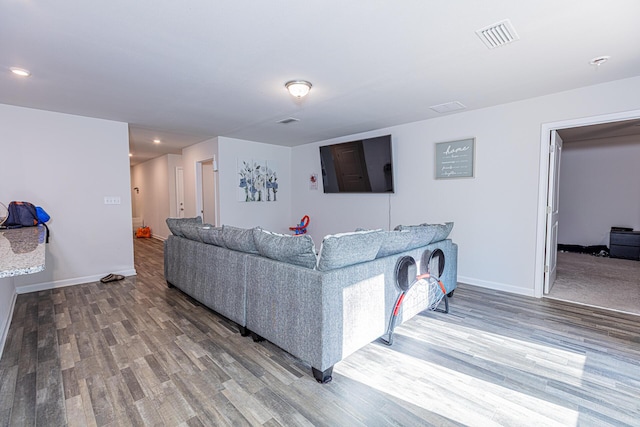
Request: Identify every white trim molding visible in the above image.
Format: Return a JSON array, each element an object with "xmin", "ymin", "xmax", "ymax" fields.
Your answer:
[{"xmin": 457, "ymin": 276, "xmax": 536, "ymax": 298}]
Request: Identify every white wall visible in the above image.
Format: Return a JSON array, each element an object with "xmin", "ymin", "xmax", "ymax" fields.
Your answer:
[
  {"xmin": 130, "ymin": 153, "xmax": 183, "ymax": 240},
  {"xmin": 218, "ymin": 137, "xmax": 292, "ymax": 234},
  {"xmin": 292, "ymin": 76, "xmax": 640, "ymax": 296},
  {"xmin": 0, "ymin": 103, "xmax": 135, "ymax": 294},
  {"xmin": 558, "ymin": 135, "xmax": 640, "ymax": 246}
]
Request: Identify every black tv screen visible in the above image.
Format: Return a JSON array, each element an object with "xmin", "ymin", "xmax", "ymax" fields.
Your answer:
[{"xmin": 319, "ymin": 135, "xmax": 394, "ymax": 193}]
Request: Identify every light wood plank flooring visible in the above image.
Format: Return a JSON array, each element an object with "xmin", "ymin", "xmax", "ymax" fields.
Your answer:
[{"xmin": 1, "ymin": 238, "xmax": 639, "ymax": 426}]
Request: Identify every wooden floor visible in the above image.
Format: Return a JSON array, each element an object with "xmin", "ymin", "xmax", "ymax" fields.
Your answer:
[{"xmin": 1, "ymin": 238, "xmax": 640, "ymax": 426}]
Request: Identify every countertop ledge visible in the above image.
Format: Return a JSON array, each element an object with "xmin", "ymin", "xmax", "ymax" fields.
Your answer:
[{"xmin": 0, "ymin": 225, "xmax": 47, "ymax": 278}]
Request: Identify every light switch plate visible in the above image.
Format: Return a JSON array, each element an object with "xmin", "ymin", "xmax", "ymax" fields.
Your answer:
[{"xmin": 104, "ymin": 196, "xmax": 121, "ymax": 205}]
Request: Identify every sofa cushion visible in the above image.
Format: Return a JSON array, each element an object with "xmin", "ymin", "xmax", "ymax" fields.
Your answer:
[
  {"xmin": 222, "ymin": 225, "xmax": 260, "ymax": 254},
  {"xmin": 166, "ymin": 216, "xmax": 202, "ymax": 237},
  {"xmin": 394, "ymin": 225, "xmax": 437, "ymax": 250},
  {"xmin": 376, "ymin": 230, "xmax": 414, "ymax": 258},
  {"xmin": 197, "ymin": 225, "xmax": 226, "ymax": 247},
  {"xmin": 181, "ymin": 224, "xmax": 203, "ymax": 242},
  {"xmin": 317, "ymin": 230, "xmax": 384, "ymax": 271},
  {"xmin": 425, "ymin": 222, "xmax": 454, "ymax": 243},
  {"xmin": 394, "ymin": 222, "xmax": 454, "ymax": 248},
  {"xmin": 252, "ymin": 229, "xmax": 317, "ymax": 269}
]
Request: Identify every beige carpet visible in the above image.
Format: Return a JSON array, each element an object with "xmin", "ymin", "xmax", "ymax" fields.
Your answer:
[{"xmin": 547, "ymin": 251, "xmax": 640, "ymax": 316}]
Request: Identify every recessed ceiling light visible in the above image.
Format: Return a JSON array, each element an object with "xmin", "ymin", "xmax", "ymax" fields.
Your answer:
[
  {"xmin": 9, "ymin": 67, "xmax": 31, "ymax": 77},
  {"xmin": 589, "ymin": 56, "xmax": 610, "ymax": 66},
  {"xmin": 129, "ymin": 153, "xmax": 133, "ymax": 157},
  {"xmin": 153, "ymin": 139, "xmax": 161, "ymax": 144}
]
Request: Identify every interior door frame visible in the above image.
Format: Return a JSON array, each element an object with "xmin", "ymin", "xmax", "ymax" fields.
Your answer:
[
  {"xmin": 175, "ymin": 167, "xmax": 185, "ymax": 218},
  {"xmin": 534, "ymin": 108, "xmax": 640, "ymax": 298},
  {"xmin": 195, "ymin": 158, "xmax": 219, "ymax": 226}
]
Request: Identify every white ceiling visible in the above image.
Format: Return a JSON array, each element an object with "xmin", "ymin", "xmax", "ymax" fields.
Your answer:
[{"xmin": 1, "ymin": 1, "xmax": 640, "ymax": 165}]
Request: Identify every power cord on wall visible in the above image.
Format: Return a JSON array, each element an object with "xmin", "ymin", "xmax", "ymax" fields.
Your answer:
[{"xmin": 388, "ymin": 193, "xmax": 392, "ymax": 231}]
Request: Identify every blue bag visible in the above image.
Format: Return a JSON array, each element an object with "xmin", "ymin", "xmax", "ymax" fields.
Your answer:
[{"xmin": 36, "ymin": 206, "xmax": 50, "ymax": 223}]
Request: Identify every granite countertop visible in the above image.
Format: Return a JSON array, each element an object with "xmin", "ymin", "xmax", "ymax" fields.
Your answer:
[{"xmin": 0, "ymin": 225, "xmax": 47, "ymax": 278}]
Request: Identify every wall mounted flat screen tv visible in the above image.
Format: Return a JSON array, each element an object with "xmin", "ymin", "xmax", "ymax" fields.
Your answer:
[{"xmin": 319, "ymin": 135, "xmax": 394, "ymax": 193}]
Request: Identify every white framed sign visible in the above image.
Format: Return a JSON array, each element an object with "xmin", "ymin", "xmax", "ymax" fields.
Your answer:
[{"xmin": 435, "ymin": 138, "xmax": 475, "ymax": 179}]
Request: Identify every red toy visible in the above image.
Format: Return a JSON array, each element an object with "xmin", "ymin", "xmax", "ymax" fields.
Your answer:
[{"xmin": 289, "ymin": 215, "xmax": 310, "ymax": 235}]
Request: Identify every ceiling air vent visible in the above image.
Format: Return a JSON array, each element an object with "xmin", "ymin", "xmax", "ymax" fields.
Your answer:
[
  {"xmin": 476, "ymin": 19, "xmax": 519, "ymax": 49},
  {"xmin": 430, "ymin": 101, "xmax": 467, "ymax": 114},
  {"xmin": 277, "ymin": 117, "xmax": 300, "ymax": 124}
]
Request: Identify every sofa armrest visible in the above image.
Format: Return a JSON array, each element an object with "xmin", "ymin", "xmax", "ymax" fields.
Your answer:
[
  {"xmin": 164, "ymin": 235, "xmax": 250, "ymax": 327},
  {"xmin": 245, "ymin": 256, "xmax": 399, "ymax": 372},
  {"xmin": 244, "ymin": 239, "xmax": 458, "ymax": 374}
]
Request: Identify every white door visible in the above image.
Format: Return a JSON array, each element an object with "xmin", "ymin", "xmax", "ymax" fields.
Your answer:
[
  {"xmin": 176, "ymin": 167, "xmax": 185, "ymax": 218},
  {"xmin": 544, "ymin": 131, "xmax": 563, "ymax": 294},
  {"xmin": 201, "ymin": 160, "xmax": 216, "ymax": 225}
]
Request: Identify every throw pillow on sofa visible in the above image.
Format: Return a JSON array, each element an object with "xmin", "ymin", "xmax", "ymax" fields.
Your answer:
[
  {"xmin": 166, "ymin": 216, "xmax": 202, "ymax": 237},
  {"xmin": 252, "ymin": 228, "xmax": 317, "ymax": 269},
  {"xmin": 222, "ymin": 225, "xmax": 260, "ymax": 254},
  {"xmin": 317, "ymin": 229, "xmax": 384, "ymax": 271},
  {"xmin": 393, "ymin": 224, "xmax": 437, "ymax": 250},
  {"xmin": 423, "ymin": 221, "xmax": 454, "ymax": 243},
  {"xmin": 181, "ymin": 224, "xmax": 203, "ymax": 242},
  {"xmin": 393, "ymin": 222, "xmax": 454, "ymax": 248},
  {"xmin": 197, "ymin": 225, "xmax": 226, "ymax": 247},
  {"xmin": 376, "ymin": 229, "xmax": 414, "ymax": 258}
]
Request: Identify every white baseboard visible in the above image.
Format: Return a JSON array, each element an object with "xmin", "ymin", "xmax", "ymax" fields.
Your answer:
[
  {"xmin": 457, "ymin": 275, "xmax": 536, "ymax": 298},
  {"xmin": 0, "ymin": 291, "xmax": 18, "ymax": 361},
  {"xmin": 15, "ymin": 268, "xmax": 137, "ymax": 295}
]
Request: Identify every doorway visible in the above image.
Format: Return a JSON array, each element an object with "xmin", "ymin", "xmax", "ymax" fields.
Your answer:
[
  {"xmin": 536, "ymin": 110, "xmax": 640, "ymax": 307},
  {"xmin": 176, "ymin": 167, "xmax": 185, "ymax": 219},
  {"xmin": 543, "ymin": 130, "xmax": 562, "ymax": 295},
  {"xmin": 196, "ymin": 159, "xmax": 218, "ymax": 226}
]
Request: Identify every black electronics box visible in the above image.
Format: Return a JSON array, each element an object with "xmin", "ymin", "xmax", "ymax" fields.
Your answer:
[{"xmin": 611, "ymin": 226, "xmax": 633, "ymax": 232}]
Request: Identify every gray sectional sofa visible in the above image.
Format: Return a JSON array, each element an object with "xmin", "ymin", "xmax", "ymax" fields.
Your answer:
[{"xmin": 164, "ymin": 218, "xmax": 458, "ymax": 383}]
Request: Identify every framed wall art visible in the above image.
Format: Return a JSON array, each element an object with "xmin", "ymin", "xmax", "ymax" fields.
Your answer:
[
  {"xmin": 435, "ymin": 138, "xmax": 475, "ymax": 179},
  {"xmin": 237, "ymin": 159, "xmax": 279, "ymax": 202}
]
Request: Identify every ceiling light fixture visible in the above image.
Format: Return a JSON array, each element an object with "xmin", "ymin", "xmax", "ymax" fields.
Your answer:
[
  {"xmin": 589, "ymin": 56, "xmax": 610, "ymax": 67},
  {"xmin": 153, "ymin": 139, "xmax": 161, "ymax": 144},
  {"xmin": 129, "ymin": 153, "xmax": 133, "ymax": 157},
  {"xmin": 285, "ymin": 80, "xmax": 312, "ymax": 98},
  {"xmin": 9, "ymin": 67, "xmax": 31, "ymax": 77}
]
